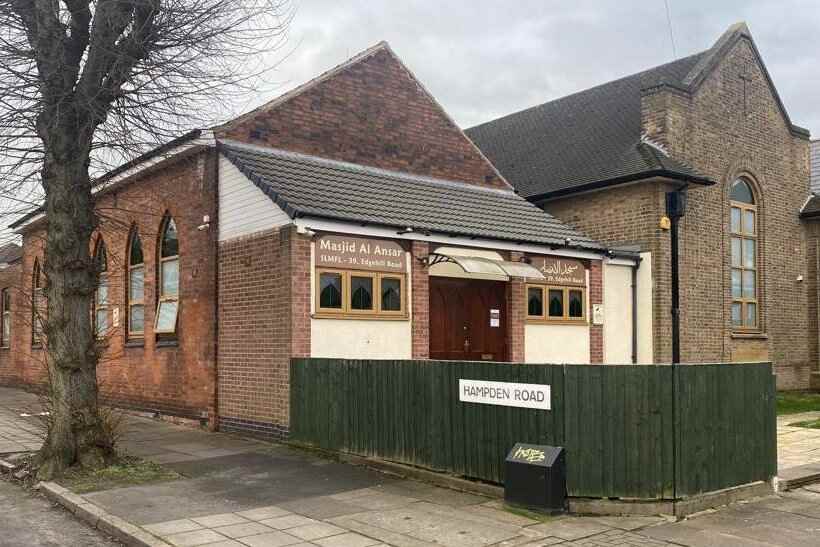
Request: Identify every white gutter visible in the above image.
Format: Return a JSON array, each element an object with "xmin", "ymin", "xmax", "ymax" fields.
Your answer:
[{"xmin": 294, "ymin": 216, "xmax": 635, "ymax": 264}]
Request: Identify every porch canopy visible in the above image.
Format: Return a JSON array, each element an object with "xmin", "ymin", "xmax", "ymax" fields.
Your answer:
[{"xmin": 427, "ymin": 249, "xmax": 545, "ymax": 280}]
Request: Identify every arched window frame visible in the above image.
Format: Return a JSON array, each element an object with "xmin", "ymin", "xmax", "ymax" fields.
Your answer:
[
  {"xmin": 155, "ymin": 214, "xmax": 179, "ymax": 336},
  {"xmin": 1, "ymin": 287, "xmax": 10, "ymax": 348},
  {"xmin": 126, "ymin": 226, "xmax": 145, "ymax": 339},
  {"xmin": 729, "ymin": 177, "xmax": 760, "ymax": 331},
  {"xmin": 32, "ymin": 259, "xmax": 44, "ymax": 346},
  {"xmin": 93, "ymin": 237, "xmax": 110, "ymax": 338}
]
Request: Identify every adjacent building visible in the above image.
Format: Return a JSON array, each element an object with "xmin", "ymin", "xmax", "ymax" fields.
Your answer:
[{"xmin": 469, "ymin": 23, "xmax": 817, "ymax": 389}]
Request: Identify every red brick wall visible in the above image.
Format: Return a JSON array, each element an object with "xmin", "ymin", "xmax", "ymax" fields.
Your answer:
[
  {"xmin": 8, "ymin": 151, "xmax": 218, "ymax": 420},
  {"xmin": 217, "ymin": 225, "xmax": 311, "ymax": 438},
  {"xmin": 0, "ymin": 263, "xmax": 24, "ymax": 386},
  {"xmin": 507, "ymin": 251, "xmax": 526, "ymax": 362},
  {"xmin": 411, "ymin": 241, "xmax": 429, "ymax": 359},
  {"xmin": 589, "ymin": 260, "xmax": 604, "ymax": 363},
  {"xmin": 218, "ymin": 47, "xmax": 506, "ymax": 190}
]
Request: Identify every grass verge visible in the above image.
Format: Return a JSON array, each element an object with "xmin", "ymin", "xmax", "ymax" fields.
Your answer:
[
  {"xmin": 776, "ymin": 392, "xmax": 820, "ymax": 415},
  {"xmin": 787, "ymin": 419, "xmax": 820, "ymax": 429},
  {"xmin": 57, "ymin": 455, "xmax": 181, "ymax": 494}
]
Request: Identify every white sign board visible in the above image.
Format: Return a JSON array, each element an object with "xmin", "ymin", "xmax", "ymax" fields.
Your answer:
[
  {"xmin": 459, "ymin": 379, "xmax": 551, "ymax": 410},
  {"xmin": 592, "ymin": 304, "xmax": 604, "ymax": 325}
]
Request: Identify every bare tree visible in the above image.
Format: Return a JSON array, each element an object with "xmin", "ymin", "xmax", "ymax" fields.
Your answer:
[{"xmin": 0, "ymin": 0, "xmax": 291, "ymax": 478}]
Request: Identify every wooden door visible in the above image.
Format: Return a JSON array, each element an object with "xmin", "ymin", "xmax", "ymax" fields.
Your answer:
[{"xmin": 429, "ymin": 278, "xmax": 508, "ymax": 361}]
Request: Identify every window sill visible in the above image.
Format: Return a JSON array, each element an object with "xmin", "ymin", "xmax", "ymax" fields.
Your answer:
[
  {"xmin": 155, "ymin": 339, "xmax": 179, "ymax": 348},
  {"xmin": 731, "ymin": 332, "xmax": 768, "ymax": 340},
  {"xmin": 312, "ymin": 313, "xmax": 409, "ymax": 321},
  {"xmin": 0, "ymin": 346, "xmax": 9, "ymax": 350},
  {"xmin": 124, "ymin": 339, "xmax": 145, "ymax": 348},
  {"xmin": 31, "ymin": 344, "xmax": 43, "ymax": 350},
  {"xmin": 526, "ymin": 318, "xmax": 588, "ymax": 325}
]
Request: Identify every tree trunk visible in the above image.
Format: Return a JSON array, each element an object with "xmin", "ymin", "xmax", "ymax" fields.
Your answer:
[{"xmin": 36, "ymin": 128, "xmax": 111, "ymax": 479}]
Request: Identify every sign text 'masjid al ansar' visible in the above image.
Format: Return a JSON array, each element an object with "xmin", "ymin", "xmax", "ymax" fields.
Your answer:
[{"xmin": 316, "ymin": 235, "xmax": 406, "ymax": 273}]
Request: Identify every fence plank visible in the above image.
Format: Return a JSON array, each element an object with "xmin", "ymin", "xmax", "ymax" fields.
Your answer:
[{"xmin": 289, "ymin": 359, "xmax": 775, "ymax": 500}]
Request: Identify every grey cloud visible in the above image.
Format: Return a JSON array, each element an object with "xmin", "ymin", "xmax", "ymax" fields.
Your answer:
[{"xmin": 254, "ymin": 0, "xmax": 818, "ymax": 136}]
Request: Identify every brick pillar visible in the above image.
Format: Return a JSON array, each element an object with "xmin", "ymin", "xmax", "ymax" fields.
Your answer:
[
  {"xmin": 288, "ymin": 227, "xmax": 311, "ymax": 358},
  {"xmin": 411, "ymin": 240, "xmax": 429, "ymax": 359},
  {"xmin": 589, "ymin": 259, "xmax": 604, "ymax": 363},
  {"xmin": 507, "ymin": 252, "xmax": 526, "ymax": 362}
]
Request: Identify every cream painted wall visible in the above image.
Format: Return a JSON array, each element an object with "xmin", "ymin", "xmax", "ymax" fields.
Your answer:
[
  {"xmin": 636, "ymin": 252, "xmax": 654, "ymax": 364},
  {"xmin": 604, "ymin": 263, "xmax": 634, "ymax": 364},
  {"xmin": 309, "ymin": 240, "xmax": 413, "ymax": 359},
  {"xmin": 525, "ymin": 324, "xmax": 590, "ymax": 364},
  {"xmin": 310, "ymin": 319, "xmax": 412, "ymax": 358}
]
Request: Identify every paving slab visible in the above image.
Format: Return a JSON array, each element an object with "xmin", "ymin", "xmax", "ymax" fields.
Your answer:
[
  {"xmin": 213, "ymin": 521, "xmax": 274, "ymax": 539},
  {"xmin": 239, "ymin": 530, "xmax": 304, "ymax": 547}
]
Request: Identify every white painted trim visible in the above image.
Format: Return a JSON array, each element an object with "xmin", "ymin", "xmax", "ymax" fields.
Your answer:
[
  {"xmin": 605, "ymin": 257, "xmax": 639, "ymax": 267},
  {"xmin": 294, "ymin": 216, "xmax": 606, "ymax": 260}
]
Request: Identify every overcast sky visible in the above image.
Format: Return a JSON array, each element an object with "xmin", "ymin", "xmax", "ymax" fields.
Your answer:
[{"xmin": 252, "ymin": 0, "xmax": 820, "ymax": 137}]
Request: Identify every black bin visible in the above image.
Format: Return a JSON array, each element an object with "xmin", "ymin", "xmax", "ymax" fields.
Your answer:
[{"xmin": 504, "ymin": 443, "xmax": 566, "ymax": 512}]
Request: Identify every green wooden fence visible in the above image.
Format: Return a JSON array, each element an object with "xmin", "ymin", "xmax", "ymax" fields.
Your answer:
[{"xmin": 290, "ymin": 359, "xmax": 776, "ymax": 500}]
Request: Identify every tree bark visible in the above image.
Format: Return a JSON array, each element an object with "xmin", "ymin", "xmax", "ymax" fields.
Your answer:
[{"xmin": 36, "ymin": 119, "xmax": 111, "ymax": 479}]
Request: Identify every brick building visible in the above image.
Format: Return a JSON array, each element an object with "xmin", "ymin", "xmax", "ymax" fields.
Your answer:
[
  {"xmin": 469, "ymin": 23, "xmax": 818, "ymax": 389},
  {"xmin": 0, "ymin": 43, "xmax": 641, "ymax": 436}
]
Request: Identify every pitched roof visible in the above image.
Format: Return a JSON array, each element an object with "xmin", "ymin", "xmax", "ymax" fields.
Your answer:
[
  {"xmin": 466, "ymin": 52, "xmax": 712, "ymax": 200},
  {"xmin": 800, "ymin": 193, "xmax": 820, "ymax": 219},
  {"xmin": 219, "ymin": 140, "xmax": 604, "ymax": 251},
  {"xmin": 467, "ymin": 22, "xmax": 807, "ymax": 201},
  {"xmin": 0, "ymin": 243, "xmax": 22, "ymax": 264}
]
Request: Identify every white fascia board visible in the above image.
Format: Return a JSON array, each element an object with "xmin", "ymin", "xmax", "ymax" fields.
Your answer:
[
  {"xmin": 293, "ymin": 216, "xmax": 608, "ymax": 261},
  {"xmin": 606, "ymin": 257, "xmax": 640, "ymax": 267},
  {"xmin": 14, "ymin": 131, "xmax": 217, "ymax": 234}
]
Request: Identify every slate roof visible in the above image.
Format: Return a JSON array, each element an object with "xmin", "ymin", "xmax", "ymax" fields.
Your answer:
[
  {"xmin": 466, "ymin": 53, "xmax": 713, "ymax": 200},
  {"xmin": 467, "ymin": 23, "xmax": 808, "ymax": 201},
  {"xmin": 219, "ymin": 140, "xmax": 604, "ymax": 251},
  {"xmin": 0, "ymin": 243, "xmax": 22, "ymax": 264},
  {"xmin": 800, "ymin": 194, "xmax": 820, "ymax": 219}
]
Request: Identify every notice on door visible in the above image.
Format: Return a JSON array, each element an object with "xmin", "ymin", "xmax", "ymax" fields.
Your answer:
[
  {"xmin": 489, "ymin": 308, "xmax": 500, "ymax": 327},
  {"xmin": 459, "ymin": 379, "xmax": 551, "ymax": 410}
]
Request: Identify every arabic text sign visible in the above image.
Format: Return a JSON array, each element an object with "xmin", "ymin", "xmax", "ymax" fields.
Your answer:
[
  {"xmin": 459, "ymin": 379, "xmax": 551, "ymax": 410},
  {"xmin": 530, "ymin": 256, "xmax": 585, "ymax": 286}
]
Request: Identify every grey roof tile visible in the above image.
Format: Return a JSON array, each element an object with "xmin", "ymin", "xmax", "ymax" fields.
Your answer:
[
  {"xmin": 466, "ymin": 53, "xmax": 713, "ymax": 199},
  {"xmin": 219, "ymin": 140, "xmax": 604, "ymax": 251}
]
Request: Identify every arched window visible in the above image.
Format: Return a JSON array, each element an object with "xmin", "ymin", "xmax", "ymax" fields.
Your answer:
[
  {"xmin": 155, "ymin": 215, "xmax": 179, "ymax": 334},
  {"xmin": 730, "ymin": 178, "xmax": 758, "ymax": 329},
  {"xmin": 94, "ymin": 238, "xmax": 109, "ymax": 337},
  {"xmin": 32, "ymin": 259, "xmax": 44, "ymax": 345},
  {"xmin": 127, "ymin": 228, "xmax": 145, "ymax": 338}
]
